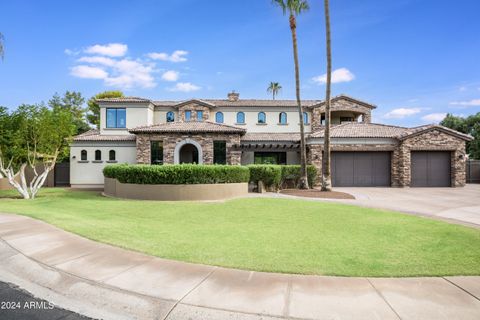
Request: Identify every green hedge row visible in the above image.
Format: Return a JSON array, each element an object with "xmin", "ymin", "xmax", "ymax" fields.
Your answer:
[
  {"xmin": 104, "ymin": 164, "xmax": 250, "ymax": 184},
  {"xmin": 247, "ymin": 164, "xmax": 317, "ymax": 189},
  {"xmin": 104, "ymin": 164, "xmax": 317, "ymax": 188}
]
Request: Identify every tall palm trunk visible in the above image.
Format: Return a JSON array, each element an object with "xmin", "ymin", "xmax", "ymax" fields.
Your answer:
[
  {"xmin": 321, "ymin": 0, "xmax": 332, "ymax": 191},
  {"xmin": 290, "ymin": 14, "xmax": 309, "ymax": 189}
]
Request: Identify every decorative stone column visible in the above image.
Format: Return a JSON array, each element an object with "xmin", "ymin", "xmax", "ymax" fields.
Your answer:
[{"xmin": 307, "ymin": 144, "xmax": 323, "ymax": 186}]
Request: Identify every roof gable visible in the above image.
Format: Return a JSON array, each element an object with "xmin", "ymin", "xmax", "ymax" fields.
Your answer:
[
  {"xmin": 174, "ymin": 99, "xmax": 216, "ymax": 108},
  {"xmin": 399, "ymin": 125, "xmax": 474, "ymax": 141},
  {"xmin": 309, "ymin": 95, "xmax": 377, "ymax": 109}
]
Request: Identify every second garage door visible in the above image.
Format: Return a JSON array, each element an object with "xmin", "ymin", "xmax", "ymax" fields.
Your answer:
[
  {"xmin": 332, "ymin": 152, "xmax": 391, "ymax": 187},
  {"xmin": 411, "ymin": 151, "xmax": 451, "ymax": 187}
]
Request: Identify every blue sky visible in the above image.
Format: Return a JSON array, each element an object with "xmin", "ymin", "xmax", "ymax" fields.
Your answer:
[{"xmin": 1, "ymin": 0, "xmax": 479, "ymax": 127}]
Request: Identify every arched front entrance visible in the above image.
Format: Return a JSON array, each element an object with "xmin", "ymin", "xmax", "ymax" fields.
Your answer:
[
  {"xmin": 179, "ymin": 144, "xmax": 199, "ymax": 164},
  {"xmin": 174, "ymin": 139, "xmax": 203, "ymax": 164}
]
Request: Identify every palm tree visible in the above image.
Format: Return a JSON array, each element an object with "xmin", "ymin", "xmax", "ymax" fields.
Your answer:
[
  {"xmin": 321, "ymin": 0, "xmax": 333, "ymax": 191},
  {"xmin": 0, "ymin": 32, "xmax": 4, "ymax": 60},
  {"xmin": 272, "ymin": 0, "xmax": 310, "ymax": 189},
  {"xmin": 267, "ymin": 82, "xmax": 282, "ymax": 100}
]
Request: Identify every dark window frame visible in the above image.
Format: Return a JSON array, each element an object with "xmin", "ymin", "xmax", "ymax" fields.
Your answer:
[
  {"xmin": 215, "ymin": 112, "xmax": 224, "ymax": 123},
  {"xmin": 106, "ymin": 108, "xmax": 126, "ymax": 128},
  {"xmin": 258, "ymin": 112, "xmax": 266, "ymax": 124},
  {"xmin": 279, "ymin": 112, "xmax": 287, "ymax": 124},
  {"xmin": 166, "ymin": 111, "xmax": 175, "ymax": 122},
  {"xmin": 151, "ymin": 141, "xmax": 163, "ymax": 165},
  {"xmin": 80, "ymin": 150, "xmax": 87, "ymax": 161},
  {"xmin": 213, "ymin": 141, "xmax": 227, "ymax": 165},
  {"xmin": 254, "ymin": 152, "xmax": 287, "ymax": 165},
  {"xmin": 185, "ymin": 110, "xmax": 192, "ymax": 121},
  {"xmin": 95, "ymin": 150, "xmax": 102, "ymax": 161},
  {"xmin": 236, "ymin": 112, "xmax": 245, "ymax": 124},
  {"xmin": 109, "ymin": 150, "xmax": 116, "ymax": 161}
]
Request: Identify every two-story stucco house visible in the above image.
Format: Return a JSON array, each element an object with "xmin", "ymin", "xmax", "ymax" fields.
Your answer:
[{"xmin": 70, "ymin": 92, "xmax": 473, "ymax": 188}]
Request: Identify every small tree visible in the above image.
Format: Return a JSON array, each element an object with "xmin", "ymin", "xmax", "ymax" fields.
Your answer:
[
  {"xmin": 87, "ymin": 91, "xmax": 124, "ymax": 128},
  {"xmin": 49, "ymin": 91, "xmax": 89, "ymax": 135},
  {"xmin": 267, "ymin": 82, "xmax": 282, "ymax": 100},
  {"xmin": 0, "ymin": 104, "xmax": 75, "ymax": 199}
]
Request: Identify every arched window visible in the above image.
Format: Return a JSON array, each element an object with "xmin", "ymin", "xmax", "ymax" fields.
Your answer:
[
  {"xmin": 81, "ymin": 150, "xmax": 87, "ymax": 161},
  {"xmin": 215, "ymin": 112, "xmax": 224, "ymax": 123},
  {"xmin": 109, "ymin": 150, "xmax": 116, "ymax": 161},
  {"xmin": 258, "ymin": 112, "xmax": 266, "ymax": 124},
  {"xmin": 279, "ymin": 112, "xmax": 287, "ymax": 124},
  {"xmin": 236, "ymin": 112, "xmax": 245, "ymax": 124},
  {"xmin": 166, "ymin": 111, "xmax": 174, "ymax": 122},
  {"xmin": 303, "ymin": 112, "xmax": 309, "ymax": 124},
  {"xmin": 95, "ymin": 150, "xmax": 102, "ymax": 161}
]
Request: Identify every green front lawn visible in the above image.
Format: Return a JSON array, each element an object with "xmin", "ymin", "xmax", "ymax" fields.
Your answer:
[{"xmin": 0, "ymin": 188, "xmax": 479, "ymax": 277}]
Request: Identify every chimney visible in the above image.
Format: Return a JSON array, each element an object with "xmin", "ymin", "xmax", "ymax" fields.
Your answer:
[{"xmin": 227, "ymin": 91, "xmax": 239, "ymax": 102}]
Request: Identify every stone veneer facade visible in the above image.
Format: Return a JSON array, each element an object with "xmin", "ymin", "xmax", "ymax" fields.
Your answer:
[
  {"xmin": 310, "ymin": 99, "xmax": 373, "ymax": 131},
  {"xmin": 136, "ymin": 133, "xmax": 242, "ymax": 165}
]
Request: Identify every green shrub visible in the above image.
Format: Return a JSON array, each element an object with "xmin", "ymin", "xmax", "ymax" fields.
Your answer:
[
  {"xmin": 280, "ymin": 165, "xmax": 317, "ymax": 188},
  {"xmin": 247, "ymin": 165, "xmax": 282, "ymax": 189},
  {"xmin": 246, "ymin": 165, "xmax": 317, "ymax": 189},
  {"xmin": 103, "ymin": 164, "xmax": 250, "ymax": 185}
]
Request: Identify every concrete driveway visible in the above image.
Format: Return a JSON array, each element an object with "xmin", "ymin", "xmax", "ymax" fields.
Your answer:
[{"xmin": 335, "ymin": 184, "xmax": 480, "ymax": 227}]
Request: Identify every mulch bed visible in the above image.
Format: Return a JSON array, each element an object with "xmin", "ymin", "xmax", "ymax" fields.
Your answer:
[{"xmin": 279, "ymin": 189, "xmax": 355, "ymax": 199}]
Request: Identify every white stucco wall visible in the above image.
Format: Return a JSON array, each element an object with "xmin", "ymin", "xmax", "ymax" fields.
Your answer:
[
  {"xmin": 70, "ymin": 142, "xmax": 137, "ymax": 187},
  {"xmin": 99, "ymin": 103, "xmax": 154, "ymax": 135},
  {"xmin": 212, "ymin": 107, "xmax": 312, "ymax": 133}
]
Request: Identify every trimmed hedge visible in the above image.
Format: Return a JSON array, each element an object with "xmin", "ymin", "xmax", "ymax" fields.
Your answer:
[
  {"xmin": 280, "ymin": 165, "xmax": 317, "ymax": 188},
  {"xmin": 247, "ymin": 164, "xmax": 317, "ymax": 189},
  {"xmin": 247, "ymin": 165, "xmax": 282, "ymax": 189},
  {"xmin": 104, "ymin": 164, "xmax": 250, "ymax": 185}
]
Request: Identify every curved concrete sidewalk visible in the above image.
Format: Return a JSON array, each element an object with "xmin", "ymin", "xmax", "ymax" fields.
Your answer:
[{"xmin": 0, "ymin": 214, "xmax": 479, "ymax": 320}]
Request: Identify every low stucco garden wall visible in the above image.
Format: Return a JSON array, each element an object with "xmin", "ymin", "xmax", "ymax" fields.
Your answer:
[{"xmin": 104, "ymin": 177, "xmax": 248, "ymax": 201}]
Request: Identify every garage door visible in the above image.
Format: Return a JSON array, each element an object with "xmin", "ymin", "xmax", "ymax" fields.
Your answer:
[
  {"xmin": 332, "ymin": 152, "xmax": 391, "ymax": 187},
  {"xmin": 411, "ymin": 151, "xmax": 451, "ymax": 187}
]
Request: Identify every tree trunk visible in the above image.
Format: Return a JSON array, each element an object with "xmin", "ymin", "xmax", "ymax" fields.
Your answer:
[
  {"xmin": 290, "ymin": 14, "xmax": 309, "ymax": 189},
  {"xmin": 0, "ymin": 163, "xmax": 30, "ymax": 199},
  {"xmin": 321, "ymin": 0, "xmax": 333, "ymax": 191}
]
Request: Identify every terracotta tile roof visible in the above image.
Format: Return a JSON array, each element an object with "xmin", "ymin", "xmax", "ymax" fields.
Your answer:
[
  {"xmin": 308, "ymin": 94, "xmax": 377, "ymax": 109},
  {"xmin": 96, "ymin": 97, "xmax": 151, "ymax": 103},
  {"xmin": 150, "ymin": 99, "xmax": 319, "ymax": 108},
  {"xmin": 309, "ymin": 123, "xmax": 407, "ymax": 138},
  {"xmin": 72, "ymin": 130, "xmax": 136, "ymax": 142},
  {"xmin": 399, "ymin": 124, "xmax": 474, "ymax": 141},
  {"xmin": 241, "ymin": 132, "xmax": 300, "ymax": 142},
  {"xmin": 129, "ymin": 121, "xmax": 246, "ymax": 134}
]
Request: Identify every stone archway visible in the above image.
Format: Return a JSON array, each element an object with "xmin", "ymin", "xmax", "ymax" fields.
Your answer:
[{"xmin": 174, "ymin": 139, "xmax": 203, "ymax": 164}]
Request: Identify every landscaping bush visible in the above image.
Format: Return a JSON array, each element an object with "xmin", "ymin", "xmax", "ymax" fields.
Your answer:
[
  {"xmin": 103, "ymin": 164, "xmax": 250, "ymax": 185},
  {"xmin": 280, "ymin": 165, "xmax": 317, "ymax": 188},
  {"xmin": 246, "ymin": 165, "xmax": 317, "ymax": 190},
  {"xmin": 247, "ymin": 165, "xmax": 282, "ymax": 189}
]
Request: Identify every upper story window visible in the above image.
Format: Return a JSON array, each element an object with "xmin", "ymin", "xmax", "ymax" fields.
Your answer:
[
  {"xmin": 166, "ymin": 111, "xmax": 175, "ymax": 122},
  {"xmin": 185, "ymin": 110, "xmax": 192, "ymax": 121},
  {"xmin": 196, "ymin": 110, "xmax": 203, "ymax": 121},
  {"xmin": 236, "ymin": 112, "xmax": 245, "ymax": 124},
  {"xmin": 81, "ymin": 150, "xmax": 87, "ymax": 161},
  {"xmin": 95, "ymin": 150, "xmax": 102, "ymax": 161},
  {"xmin": 321, "ymin": 114, "xmax": 326, "ymax": 125},
  {"xmin": 258, "ymin": 112, "xmax": 266, "ymax": 124},
  {"xmin": 109, "ymin": 150, "xmax": 116, "ymax": 161},
  {"xmin": 215, "ymin": 112, "xmax": 224, "ymax": 123},
  {"xmin": 303, "ymin": 112, "xmax": 309, "ymax": 125},
  {"xmin": 340, "ymin": 117, "xmax": 354, "ymax": 123},
  {"xmin": 279, "ymin": 112, "xmax": 287, "ymax": 124},
  {"xmin": 106, "ymin": 108, "xmax": 126, "ymax": 128}
]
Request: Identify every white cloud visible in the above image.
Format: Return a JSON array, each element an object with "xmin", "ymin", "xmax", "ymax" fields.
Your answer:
[
  {"xmin": 421, "ymin": 113, "xmax": 447, "ymax": 123},
  {"xmin": 161, "ymin": 70, "xmax": 179, "ymax": 82},
  {"xmin": 384, "ymin": 107, "xmax": 422, "ymax": 119},
  {"xmin": 70, "ymin": 65, "xmax": 108, "ymax": 79},
  {"xmin": 450, "ymin": 99, "xmax": 480, "ymax": 107},
  {"xmin": 147, "ymin": 50, "xmax": 188, "ymax": 62},
  {"xmin": 77, "ymin": 56, "xmax": 116, "ymax": 67},
  {"xmin": 459, "ymin": 86, "xmax": 467, "ymax": 92},
  {"xmin": 168, "ymin": 82, "xmax": 201, "ymax": 92},
  {"xmin": 312, "ymin": 68, "xmax": 355, "ymax": 84},
  {"xmin": 84, "ymin": 43, "xmax": 128, "ymax": 57},
  {"xmin": 105, "ymin": 59, "xmax": 156, "ymax": 89}
]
